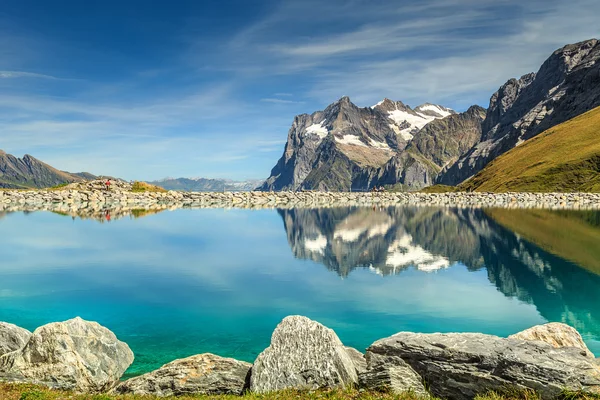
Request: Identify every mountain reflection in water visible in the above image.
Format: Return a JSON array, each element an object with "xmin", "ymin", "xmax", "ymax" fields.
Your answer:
[{"xmin": 278, "ymin": 206, "xmax": 600, "ymax": 340}]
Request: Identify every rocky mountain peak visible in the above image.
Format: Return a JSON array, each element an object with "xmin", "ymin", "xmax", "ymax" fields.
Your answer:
[
  {"xmin": 550, "ymin": 38, "xmax": 598, "ymax": 73},
  {"xmin": 439, "ymin": 38, "xmax": 600, "ymax": 186}
]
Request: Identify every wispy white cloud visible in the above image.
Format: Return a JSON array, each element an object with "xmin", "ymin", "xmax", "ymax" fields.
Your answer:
[
  {"xmin": 215, "ymin": 0, "xmax": 599, "ymax": 109},
  {"xmin": 0, "ymin": 71, "xmax": 60, "ymax": 79}
]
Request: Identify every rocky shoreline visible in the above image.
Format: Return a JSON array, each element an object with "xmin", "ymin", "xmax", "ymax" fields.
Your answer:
[
  {"xmin": 2, "ymin": 188, "xmax": 600, "ymax": 214},
  {"xmin": 0, "ymin": 317, "xmax": 599, "ymax": 399}
]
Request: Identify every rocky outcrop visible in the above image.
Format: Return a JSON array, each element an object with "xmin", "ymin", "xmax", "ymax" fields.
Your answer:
[
  {"xmin": 0, "ymin": 322, "xmax": 31, "ymax": 356},
  {"xmin": 439, "ymin": 39, "xmax": 600, "ymax": 185},
  {"xmin": 0, "ymin": 150, "xmax": 93, "ymax": 189},
  {"xmin": 365, "ymin": 332, "xmax": 600, "ymax": 400},
  {"xmin": 509, "ymin": 322, "xmax": 595, "ymax": 358},
  {"xmin": 0, "ymin": 317, "xmax": 134, "ymax": 392},
  {"xmin": 112, "ymin": 353, "xmax": 251, "ymax": 396},
  {"xmin": 250, "ymin": 315, "xmax": 358, "ymax": 392}
]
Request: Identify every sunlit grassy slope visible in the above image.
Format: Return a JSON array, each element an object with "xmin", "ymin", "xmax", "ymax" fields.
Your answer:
[{"xmin": 460, "ymin": 106, "xmax": 600, "ymax": 192}]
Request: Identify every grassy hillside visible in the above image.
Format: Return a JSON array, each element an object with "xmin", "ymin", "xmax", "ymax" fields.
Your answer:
[
  {"xmin": 460, "ymin": 106, "xmax": 600, "ymax": 192},
  {"xmin": 485, "ymin": 208, "xmax": 600, "ymax": 275}
]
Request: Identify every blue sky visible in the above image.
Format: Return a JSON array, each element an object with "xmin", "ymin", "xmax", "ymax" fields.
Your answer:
[{"xmin": 0, "ymin": 0, "xmax": 598, "ymax": 180}]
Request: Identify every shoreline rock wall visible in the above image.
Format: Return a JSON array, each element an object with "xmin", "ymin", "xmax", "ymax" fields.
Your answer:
[
  {"xmin": 1, "ymin": 316, "xmax": 599, "ymax": 399},
  {"xmin": 1, "ymin": 189, "xmax": 600, "ymax": 213}
]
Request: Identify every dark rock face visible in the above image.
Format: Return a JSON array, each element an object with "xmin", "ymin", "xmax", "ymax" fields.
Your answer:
[
  {"xmin": 358, "ymin": 351, "xmax": 427, "ymax": 396},
  {"xmin": 250, "ymin": 315, "xmax": 358, "ymax": 392},
  {"xmin": 113, "ymin": 353, "xmax": 251, "ymax": 396},
  {"xmin": 0, "ymin": 317, "xmax": 134, "ymax": 392},
  {"xmin": 259, "ymin": 97, "xmax": 469, "ymax": 191},
  {"xmin": 439, "ymin": 39, "xmax": 600, "ymax": 185},
  {"xmin": 366, "ymin": 332, "xmax": 600, "ymax": 400},
  {"xmin": 0, "ymin": 322, "xmax": 31, "ymax": 357},
  {"xmin": 0, "ymin": 151, "xmax": 93, "ymax": 189}
]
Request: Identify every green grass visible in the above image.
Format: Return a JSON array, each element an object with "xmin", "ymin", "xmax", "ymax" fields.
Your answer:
[
  {"xmin": 130, "ymin": 182, "xmax": 167, "ymax": 193},
  {"xmin": 2, "ymin": 383, "xmax": 598, "ymax": 400},
  {"xmin": 0, "ymin": 384, "xmax": 425, "ymax": 400},
  {"xmin": 47, "ymin": 183, "xmax": 69, "ymax": 191},
  {"xmin": 460, "ymin": 106, "xmax": 600, "ymax": 192}
]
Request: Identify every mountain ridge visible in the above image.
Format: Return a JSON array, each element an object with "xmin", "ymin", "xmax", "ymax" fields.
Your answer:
[
  {"xmin": 439, "ymin": 38, "xmax": 600, "ymax": 185},
  {"xmin": 0, "ymin": 151, "xmax": 94, "ymax": 189}
]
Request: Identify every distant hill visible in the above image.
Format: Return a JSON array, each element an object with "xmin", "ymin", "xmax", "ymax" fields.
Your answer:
[
  {"xmin": 460, "ymin": 106, "xmax": 600, "ymax": 192},
  {"xmin": 0, "ymin": 150, "xmax": 95, "ymax": 189},
  {"xmin": 150, "ymin": 177, "xmax": 264, "ymax": 192}
]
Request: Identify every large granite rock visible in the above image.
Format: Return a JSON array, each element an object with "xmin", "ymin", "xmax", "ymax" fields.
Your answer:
[
  {"xmin": 0, "ymin": 322, "xmax": 31, "ymax": 356},
  {"xmin": 509, "ymin": 322, "xmax": 595, "ymax": 359},
  {"xmin": 366, "ymin": 332, "xmax": 600, "ymax": 400},
  {"xmin": 113, "ymin": 353, "xmax": 251, "ymax": 396},
  {"xmin": 250, "ymin": 315, "xmax": 358, "ymax": 392},
  {"xmin": 0, "ymin": 317, "xmax": 134, "ymax": 392}
]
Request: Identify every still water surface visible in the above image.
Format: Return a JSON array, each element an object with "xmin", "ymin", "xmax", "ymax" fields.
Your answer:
[{"xmin": 1, "ymin": 207, "xmax": 599, "ymax": 377}]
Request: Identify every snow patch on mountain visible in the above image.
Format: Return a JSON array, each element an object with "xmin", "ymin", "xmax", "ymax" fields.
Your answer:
[
  {"xmin": 305, "ymin": 120, "xmax": 328, "ymax": 139},
  {"xmin": 337, "ymin": 134, "xmax": 367, "ymax": 147},
  {"xmin": 416, "ymin": 104, "xmax": 453, "ymax": 118}
]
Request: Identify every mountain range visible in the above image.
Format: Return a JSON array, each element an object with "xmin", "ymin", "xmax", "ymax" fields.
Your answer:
[
  {"xmin": 261, "ymin": 38, "xmax": 600, "ymax": 192},
  {"xmin": 0, "ymin": 150, "xmax": 94, "ymax": 189},
  {"xmin": 150, "ymin": 177, "xmax": 264, "ymax": 192},
  {"xmin": 2, "ymin": 39, "xmax": 598, "ymax": 193}
]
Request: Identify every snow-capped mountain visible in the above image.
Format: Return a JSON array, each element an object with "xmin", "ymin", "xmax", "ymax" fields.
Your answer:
[{"xmin": 259, "ymin": 96, "xmax": 482, "ymax": 191}]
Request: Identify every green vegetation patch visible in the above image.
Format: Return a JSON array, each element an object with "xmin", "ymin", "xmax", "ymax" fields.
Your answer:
[
  {"xmin": 418, "ymin": 185, "xmax": 460, "ymax": 193},
  {"xmin": 2, "ymin": 383, "xmax": 598, "ymax": 400},
  {"xmin": 131, "ymin": 182, "xmax": 167, "ymax": 193}
]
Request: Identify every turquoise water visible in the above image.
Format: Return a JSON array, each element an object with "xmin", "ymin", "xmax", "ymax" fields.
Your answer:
[{"xmin": 0, "ymin": 207, "xmax": 599, "ymax": 377}]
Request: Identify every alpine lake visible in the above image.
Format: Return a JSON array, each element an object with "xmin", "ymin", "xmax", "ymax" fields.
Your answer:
[{"xmin": 1, "ymin": 205, "xmax": 599, "ymax": 378}]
